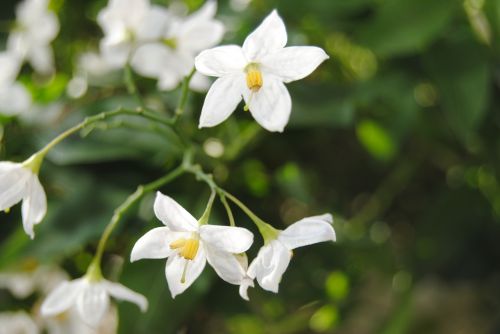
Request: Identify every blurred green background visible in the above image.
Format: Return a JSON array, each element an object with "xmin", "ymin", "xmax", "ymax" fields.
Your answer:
[{"xmin": 1, "ymin": 0, "xmax": 500, "ymax": 333}]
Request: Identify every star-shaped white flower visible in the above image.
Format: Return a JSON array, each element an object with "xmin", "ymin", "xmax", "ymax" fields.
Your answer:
[
  {"xmin": 131, "ymin": 192, "xmax": 254, "ymax": 298},
  {"xmin": 195, "ymin": 10, "xmax": 329, "ymax": 132},
  {"xmin": 0, "ymin": 51, "xmax": 31, "ymax": 116},
  {"xmin": 130, "ymin": 1, "xmax": 224, "ymax": 90},
  {"xmin": 243, "ymin": 214, "xmax": 335, "ymax": 295},
  {"xmin": 0, "ymin": 159, "xmax": 46, "ymax": 239},
  {"xmin": 40, "ymin": 277, "xmax": 147, "ymax": 328},
  {"xmin": 8, "ymin": 0, "xmax": 59, "ymax": 74},
  {"xmin": 97, "ymin": 0, "xmax": 162, "ymax": 68}
]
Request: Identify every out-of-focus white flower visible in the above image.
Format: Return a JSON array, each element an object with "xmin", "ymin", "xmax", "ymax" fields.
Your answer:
[
  {"xmin": 43, "ymin": 305, "xmax": 118, "ymax": 334},
  {"xmin": 130, "ymin": 1, "xmax": 224, "ymax": 91},
  {"xmin": 243, "ymin": 214, "xmax": 335, "ymax": 295},
  {"xmin": 0, "ymin": 263, "xmax": 68, "ymax": 299},
  {"xmin": 131, "ymin": 192, "xmax": 254, "ymax": 298},
  {"xmin": 0, "ymin": 156, "xmax": 47, "ymax": 239},
  {"xmin": 0, "ymin": 52, "xmax": 31, "ymax": 116},
  {"xmin": 195, "ymin": 10, "xmax": 329, "ymax": 132},
  {"xmin": 41, "ymin": 277, "xmax": 147, "ymax": 328},
  {"xmin": 0, "ymin": 311, "xmax": 39, "ymax": 334},
  {"xmin": 97, "ymin": 0, "xmax": 166, "ymax": 68},
  {"xmin": 8, "ymin": 0, "xmax": 59, "ymax": 74}
]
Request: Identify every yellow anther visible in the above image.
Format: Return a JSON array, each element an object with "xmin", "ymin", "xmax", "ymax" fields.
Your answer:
[
  {"xmin": 170, "ymin": 238, "xmax": 186, "ymax": 249},
  {"xmin": 245, "ymin": 63, "xmax": 263, "ymax": 92},
  {"xmin": 180, "ymin": 239, "xmax": 199, "ymax": 260},
  {"xmin": 171, "ymin": 237, "xmax": 199, "ymax": 260},
  {"xmin": 4, "ymin": 207, "xmax": 10, "ymax": 214}
]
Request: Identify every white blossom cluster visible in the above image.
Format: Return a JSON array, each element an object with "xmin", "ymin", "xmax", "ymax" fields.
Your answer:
[
  {"xmin": 0, "ymin": 0, "xmax": 59, "ymax": 116},
  {"xmin": 0, "ymin": 0, "xmax": 334, "ymax": 331}
]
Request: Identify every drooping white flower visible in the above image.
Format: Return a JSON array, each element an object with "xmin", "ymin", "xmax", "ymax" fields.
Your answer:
[
  {"xmin": 40, "ymin": 277, "xmax": 147, "ymax": 328},
  {"xmin": 0, "ymin": 158, "xmax": 47, "ymax": 239},
  {"xmin": 131, "ymin": 192, "xmax": 254, "ymax": 298},
  {"xmin": 195, "ymin": 10, "xmax": 329, "ymax": 132},
  {"xmin": 8, "ymin": 0, "xmax": 59, "ymax": 74},
  {"xmin": 130, "ymin": 1, "xmax": 224, "ymax": 91},
  {"xmin": 243, "ymin": 214, "xmax": 335, "ymax": 295},
  {"xmin": 0, "ymin": 311, "xmax": 39, "ymax": 334},
  {"xmin": 0, "ymin": 51, "xmax": 31, "ymax": 116},
  {"xmin": 43, "ymin": 303, "xmax": 118, "ymax": 334},
  {"xmin": 97, "ymin": 0, "xmax": 166, "ymax": 68}
]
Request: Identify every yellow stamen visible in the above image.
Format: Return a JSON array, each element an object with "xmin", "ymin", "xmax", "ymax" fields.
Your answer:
[
  {"xmin": 180, "ymin": 239, "xmax": 199, "ymax": 260},
  {"xmin": 170, "ymin": 238, "xmax": 199, "ymax": 261},
  {"xmin": 245, "ymin": 63, "xmax": 263, "ymax": 92},
  {"xmin": 4, "ymin": 207, "xmax": 10, "ymax": 214}
]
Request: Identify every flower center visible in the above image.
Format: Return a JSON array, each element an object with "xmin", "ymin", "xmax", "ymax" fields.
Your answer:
[
  {"xmin": 162, "ymin": 38, "xmax": 177, "ymax": 49},
  {"xmin": 245, "ymin": 63, "xmax": 263, "ymax": 92},
  {"xmin": 170, "ymin": 238, "xmax": 199, "ymax": 260}
]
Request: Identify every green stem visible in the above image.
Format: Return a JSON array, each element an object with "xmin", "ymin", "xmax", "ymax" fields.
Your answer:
[
  {"xmin": 91, "ymin": 164, "xmax": 186, "ymax": 268},
  {"xmin": 37, "ymin": 107, "xmax": 177, "ymax": 157},
  {"xmin": 219, "ymin": 193, "xmax": 235, "ymax": 227},
  {"xmin": 221, "ymin": 190, "xmax": 278, "ymax": 241},
  {"xmin": 198, "ymin": 190, "xmax": 216, "ymax": 225},
  {"xmin": 174, "ymin": 68, "xmax": 196, "ymax": 119},
  {"xmin": 184, "ymin": 163, "xmax": 278, "ymax": 240},
  {"xmin": 124, "ymin": 64, "xmax": 145, "ymax": 108}
]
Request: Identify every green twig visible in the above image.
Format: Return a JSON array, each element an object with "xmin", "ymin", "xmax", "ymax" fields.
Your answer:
[{"xmin": 91, "ymin": 163, "xmax": 186, "ymax": 267}]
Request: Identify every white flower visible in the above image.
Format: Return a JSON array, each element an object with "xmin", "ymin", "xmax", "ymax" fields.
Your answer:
[
  {"xmin": 195, "ymin": 10, "xmax": 329, "ymax": 132},
  {"xmin": 244, "ymin": 214, "xmax": 335, "ymax": 295},
  {"xmin": 130, "ymin": 1, "xmax": 224, "ymax": 90},
  {"xmin": 97, "ymin": 0, "xmax": 164, "ymax": 68},
  {"xmin": 0, "ymin": 311, "xmax": 39, "ymax": 334},
  {"xmin": 43, "ymin": 305, "xmax": 118, "ymax": 334},
  {"xmin": 131, "ymin": 191, "xmax": 254, "ymax": 298},
  {"xmin": 8, "ymin": 0, "xmax": 59, "ymax": 74},
  {"xmin": 0, "ymin": 263, "xmax": 67, "ymax": 299},
  {"xmin": 234, "ymin": 253, "xmax": 254, "ymax": 301},
  {"xmin": 0, "ymin": 159, "xmax": 47, "ymax": 239},
  {"xmin": 40, "ymin": 277, "xmax": 147, "ymax": 328},
  {"xmin": 0, "ymin": 51, "xmax": 31, "ymax": 116}
]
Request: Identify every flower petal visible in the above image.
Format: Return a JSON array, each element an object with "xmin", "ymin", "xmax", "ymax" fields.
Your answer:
[
  {"xmin": 247, "ymin": 240, "xmax": 291, "ymax": 293},
  {"xmin": 242, "ymin": 10, "xmax": 287, "ymax": 61},
  {"xmin": 178, "ymin": 20, "xmax": 224, "ymax": 53},
  {"xmin": 278, "ymin": 214, "xmax": 335, "ymax": 250},
  {"xmin": 131, "ymin": 43, "xmax": 172, "ymax": 79},
  {"xmin": 239, "ymin": 277, "xmax": 254, "ymax": 301},
  {"xmin": 40, "ymin": 279, "xmax": 82, "ymax": 317},
  {"xmin": 28, "ymin": 45, "xmax": 55, "ymax": 74},
  {"xmin": 130, "ymin": 227, "xmax": 190, "ymax": 262},
  {"xmin": 204, "ymin": 245, "xmax": 246, "ymax": 285},
  {"xmin": 261, "ymin": 46, "xmax": 329, "ymax": 83},
  {"xmin": 0, "ymin": 163, "xmax": 29, "ymax": 211},
  {"xmin": 103, "ymin": 280, "xmax": 148, "ymax": 312},
  {"xmin": 153, "ymin": 192, "xmax": 198, "ymax": 232},
  {"xmin": 195, "ymin": 45, "xmax": 247, "ymax": 77},
  {"xmin": 76, "ymin": 281, "xmax": 110, "ymax": 328},
  {"xmin": 0, "ymin": 82, "xmax": 32, "ymax": 116},
  {"xmin": 0, "ymin": 51, "xmax": 22, "ymax": 84},
  {"xmin": 243, "ymin": 74, "xmax": 291, "ymax": 132},
  {"xmin": 99, "ymin": 36, "xmax": 132, "ymax": 69},
  {"xmin": 198, "ymin": 74, "xmax": 244, "ymax": 128},
  {"xmin": 200, "ymin": 225, "xmax": 253, "ymax": 253},
  {"xmin": 135, "ymin": 5, "xmax": 170, "ymax": 41},
  {"xmin": 21, "ymin": 173, "xmax": 47, "ymax": 239},
  {"xmin": 165, "ymin": 247, "xmax": 206, "ymax": 298}
]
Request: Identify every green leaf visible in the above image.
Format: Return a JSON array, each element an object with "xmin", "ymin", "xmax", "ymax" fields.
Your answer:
[
  {"xmin": 357, "ymin": 0, "xmax": 458, "ymax": 57},
  {"xmin": 425, "ymin": 37, "xmax": 490, "ymax": 139}
]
